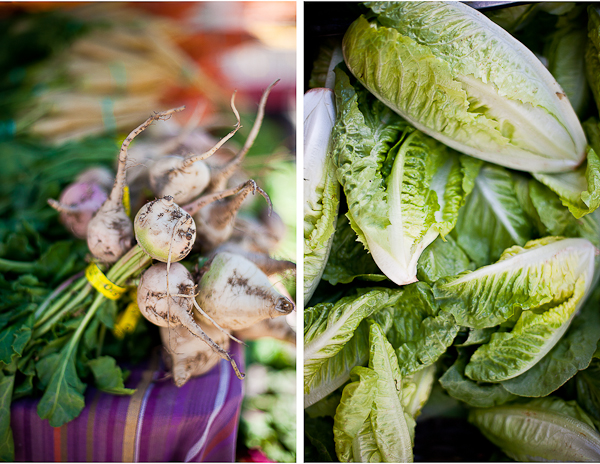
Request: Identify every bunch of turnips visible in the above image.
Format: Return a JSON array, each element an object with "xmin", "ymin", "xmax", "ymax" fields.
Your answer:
[{"xmin": 47, "ymin": 80, "xmax": 296, "ymax": 386}]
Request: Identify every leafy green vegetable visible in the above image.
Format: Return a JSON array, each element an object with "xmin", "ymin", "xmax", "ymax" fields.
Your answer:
[
  {"xmin": 371, "ymin": 283, "xmax": 458, "ymax": 376},
  {"xmin": 88, "ymin": 356, "xmax": 134, "ymax": 395},
  {"xmin": 439, "ymin": 350, "xmax": 517, "ymax": 408},
  {"xmin": 332, "ymin": 66, "xmax": 480, "ymax": 285},
  {"xmin": 304, "ymin": 288, "xmax": 402, "ymax": 407},
  {"xmin": 469, "ymin": 397, "xmax": 600, "ymax": 461},
  {"xmin": 434, "ymin": 237, "xmax": 595, "ymax": 329},
  {"xmin": 343, "ymin": 2, "xmax": 586, "ymax": 173},
  {"xmin": 304, "ymin": 87, "xmax": 341, "ymax": 304},
  {"xmin": 321, "ymin": 214, "xmax": 386, "ymax": 285},
  {"xmin": 452, "ymin": 164, "xmax": 533, "ymax": 267},
  {"xmin": 500, "ymin": 287, "xmax": 600, "ymax": 396}
]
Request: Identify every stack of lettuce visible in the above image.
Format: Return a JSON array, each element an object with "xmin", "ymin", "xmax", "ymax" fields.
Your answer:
[{"xmin": 304, "ymin": 2, "xmax": 600, "ymax": 461}]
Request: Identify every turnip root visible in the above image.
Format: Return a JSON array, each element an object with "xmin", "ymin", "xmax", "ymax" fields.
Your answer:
[
  {"xmin": 48, "ymin": 182, "xmax": 108, "ymax": 239},
  {"xmin": 148, "ymin": 94, "xmax": 241, "ymax": 204},
  {"xmin": 137, "ymin": 262, "xmax": 244, "ymax": 379},
  {"xmin": 184, "ymin": 179, "xmax": 271, "ymax": 253},
  {"xmin": 233, "ymin": 316, "xmax": 296, "ymax": 345},
  {"xmin": 87, "ymin": 106, "xmax": 184, "ymax": 263},
  {"xmin": 160, "ymin": 313, "xmax": 231, "ymax": 387},
  {"xmin": 134, "ymin": 196, "xmax": 196, "ymax": 263},
  {"xmin": 203, "ymin": 80, "xmax": 279, "ymax": 195},
  {"xmin": 195, "ymin": 252, "xmax": 295, "ymax": 331}
]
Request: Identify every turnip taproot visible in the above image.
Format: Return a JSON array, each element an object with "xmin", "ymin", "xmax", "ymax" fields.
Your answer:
[
  {"xmin": 185, "ymin": 179, "xmax": 271, "ymax": 253},
  {"xmin": 137, "ymin": 262, "xmax": 244, "ymax": 379},
  {"xmin": 160, "ymin": 313, "xmax": 231, "ymax": 387},
  {"xmin": 196, "ymin": 251, "xmax": 295, "ymax": 331},
  {"xmin": 87, "ymin": 106, "xmax": 184, "ymax": 263},
  {"xmin": 204, "ymin": 80, "xmax": 279, "ymax": 195},
  {"xmin": 48, "ymin": 182, "xmax": 107, "ymax": 239},
  {"xmin": 148, "ymin": 93, "xmax": 241, "ymax": 204}
]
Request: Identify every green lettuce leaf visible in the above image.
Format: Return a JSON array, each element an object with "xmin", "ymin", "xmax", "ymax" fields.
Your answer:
[
  {"xmin": 371, "ymin": 282, "xmax": 459, "ymax": 375},
  {"xmin": 417, "ymin": 235, "xmax": 474, "ymax": 285},
  {"xmin": 368, "ymin": 323, "xmax": 414, "ymax": 462},
  {"xmin": 439, "ymin": 350, "xmax": 517, "ymax": 408},
  {"xmin": 332, "ymin": 66, "xmax": 480, "ymax": 285},
  {"xmin": 434, "ymin": 237, "xmax": 596, "ymax": 329},
  {"xmin": 333, "ymin": 366, "xmax": 379, "ymax": 462},
  {"xmin": 304, "ymin": 88, "xmax": 341, "ymax": 304},
  {"xmin": 452, "ymin": 164, "xmax": 533, "ymax": 267},
  {"xmin": 545, "ymin": 13, "xmax": 590, "ymax": 116},
  {"xmin": 466, "ymin": 278, "xmax": 587, "ymax": 382},
  {"xmin": 587, "ymin": 6, "xmax": 600, "ymax": 115},
  {"xmin": 500, "ymin": 286, "xmax": 600, "ymax": 396},
  {"xmin": 576, "ymin": 358, "xmax": 600, "ymax": 429},
  {"xmin": 304, "ymin": 288, "xmax": 403, "ymax": 407},
  {"xmin": 469, "ymin": 397, "xmax": 600, "ymax": 461},
  {"xmin": 321, "ymin": 214, "xmax": 387, "ymax": 285},
  {"xmin": 343, "ymin": 2, "xmax": 586, "ymax": 173},
  {"xmin": 532, "ymin": 147, "xmax": 600, "ymax": 219}
]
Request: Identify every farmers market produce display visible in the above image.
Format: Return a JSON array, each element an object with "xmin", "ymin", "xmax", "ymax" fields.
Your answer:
[
  {"xmin": 304, "ymin": 2, "xmax": 600, "ymax": 461},
  {"xmin": 0, "ymin": 3, "xmax": 296, "ymax": 462}
]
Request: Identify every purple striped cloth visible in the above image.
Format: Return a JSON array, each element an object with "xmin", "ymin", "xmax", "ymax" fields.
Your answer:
[{"xmin": 11, "ymin": 343, "xmax": 244, "ymax": 462}]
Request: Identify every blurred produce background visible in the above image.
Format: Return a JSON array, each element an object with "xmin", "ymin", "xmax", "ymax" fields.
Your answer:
[{"xmin": 0, "ymin": 2, "xmax": 296, "ymax": 462}]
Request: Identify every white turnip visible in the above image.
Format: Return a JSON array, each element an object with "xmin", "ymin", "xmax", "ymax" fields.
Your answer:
[
  {"xmin": 148, "ymin": 94, "xmax": 241, "ymax": 204},
  {"xmin": 137, "ymin": 262, "xmax": 244, "ymax": 379},
  {"xmin": 195, "ymin": 251, "xmax": 295, "ymax": 331},
  {"xmin": 160, "ymin": 313, "xmax": 231, "ymax": 387},
  {"xmin": 87, "ymin": 106, "xmax": 184, "ymax": 263},
  {"xmin": 134, "ymin": 195, "xmax": 196, "ymax": 263}
]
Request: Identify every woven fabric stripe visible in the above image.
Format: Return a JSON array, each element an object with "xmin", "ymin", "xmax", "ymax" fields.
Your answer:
[{"xmin": 11, "ymin": 343, "xmax": 244, "ymax": 462}]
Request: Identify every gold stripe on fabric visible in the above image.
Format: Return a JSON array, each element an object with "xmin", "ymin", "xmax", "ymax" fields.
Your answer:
[
  {"xmin": 121, "ymin": 352, "xmax": 159, "ymax": 462},
  {"xmin": 86, "ymin": 390, "xmax": 102, "ymax": 461}
]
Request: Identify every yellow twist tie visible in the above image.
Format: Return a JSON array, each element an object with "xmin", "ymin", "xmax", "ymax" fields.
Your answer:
[
  {"xmin": 113, "ymin": 291, "xmax": 141, "ymax": 339},
  {"xmin": 123, "ymin": 185, "xmax": 131, "ymax": 217},
  {"xmin": 85, "ymin": 263, "xmax": 127, "ymax": 300}
]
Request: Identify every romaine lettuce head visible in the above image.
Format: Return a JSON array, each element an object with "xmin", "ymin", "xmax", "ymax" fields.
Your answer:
[
  {"xmin": 343, "ymin": 1, "xmax": 587, "ymax": 173},
  {"xmin": 304, "ymin": 88, "xmax": 340, "ymax": 304},
  {"xmin": 434, "ymin": 237, "xmax": 596, "ymax": 329},
  {"xmin": 469, "ymin": 397, "xmax": 600, "ymax": 461},
  {"xmin": 332, "ymin": 66, "xmax": 480, "ymax": 286}
]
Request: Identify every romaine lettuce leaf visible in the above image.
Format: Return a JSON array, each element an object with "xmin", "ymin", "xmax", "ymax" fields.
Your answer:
[
  {"xmin": 304, "ymin": 288, "xmax": 403, "ymax": 407},
  {"xmin": 499, "ymin": 285, "xmax": 600, "ymax": 396},
  {"xmin": 434, "ymin": 237, "xmax": 596, "ymax": 329},
  {"xmin": 321, "ymin": 214, "xmax": 387, "ymax": 285},
  {"xmin": 452, "ymin": 164, "xmax": 533, "ymax": 267},
  {"xmin": 416, "ymin": 234, "xmax": 474, "ymax": 285},
  {"xmin": 332, "ymin": 66, "xmax": 480, "ymax": 285},
  {"xmin": 469, "ymin": 397, "xmax": 600, "ymax": 461},
  {"xmin": 439, "ymin": 350, "xmax": 517, "ymax": 408},
  {"xmin": 333, "ymin": 323, "xmax": 414, "ymax": 463},
  {"xmin": 371, "ymin": 282, "xmax": 459, "ymax": 375},
  {"xmin": 343, "ymin": 2, "xmax": 586, "ymax": 173},
  {"xmin": 304, "ymin": 88, "xmax": 340, "ymax": 304}
]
